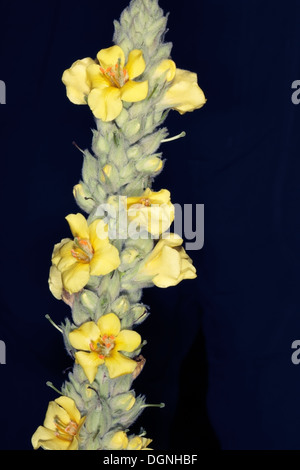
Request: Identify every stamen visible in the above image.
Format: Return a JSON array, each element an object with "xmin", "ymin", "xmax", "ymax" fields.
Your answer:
[
  {"xmin": 139, "ymin": 197, "xmax": 151, "ymax": 207},
  {"xmin": 99, "ymin": 60, "xmax": 129, "ymax": 88},
  {"xmin": 71, "ymin": 237, "xmax": 94, "ymax": 263}
]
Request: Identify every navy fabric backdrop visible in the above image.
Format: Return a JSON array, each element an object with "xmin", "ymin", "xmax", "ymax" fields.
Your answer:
[{"xmin": 0, "ymin": 0, "xmax": 300, "ymax": 450}]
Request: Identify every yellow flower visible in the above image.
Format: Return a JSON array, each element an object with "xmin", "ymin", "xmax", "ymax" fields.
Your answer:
[
  {"xmin": 61, "ymin": 58, "xmax": 95, "ymax": 105},
  {"xmin": 69, "ymin": 313, "xmax": 141, "ymax": 383},
  {"xmin": 126, "ymin": 188, "xmax": 174, "ymax": 236},
  {"xmin": 31, "ymin": 396, "xmax": 85, "ymax": 450},
  {"xmin": 136, "ymin": 233, "xmax": 197, "ymax": 288},
  {"xmin": 126, "ymin": 436, "xmax": 153, "ymax": 450},
  {"xmin": 156, "ymin": 59, "xmax": 206, "ymax": 114},
  {"xmin": 106, "ymin": 431, "xmax": 129, "ymax": 450},
  {"xmin": 62, "ymin": 45, "xmax": 148, "ymax": 121},
  {"xmin": 49, "ymin": 213, "xmax": 120, "ymax": 297}
]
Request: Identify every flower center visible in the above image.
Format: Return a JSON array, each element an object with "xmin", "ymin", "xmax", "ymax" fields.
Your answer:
[
  {"xmin": 71, "ymin": 237, "xmax": 94, "ymax": 263},
  {"xmin": 90, "ymin": 334, "xmax": 116, "ymax": 359},
  {"xmin": 99, "ymin": 58, "xmax": 129, "ymax": 88},
  {"xmin": 54, "ymin": 417, "xmax": 78, "ymax": 442},
  {"xmin": 139, "ymin": 197, "xmax": 151, "ymax": 207}
]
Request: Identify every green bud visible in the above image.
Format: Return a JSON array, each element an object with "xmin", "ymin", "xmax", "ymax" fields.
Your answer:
[
  {"xmin": 127, "ymin": 144, "xmax": 140, "ymax": 160},
  {"xmin": 135, "ymin": 154, "xmax": 163, "ymax": 173},
  {"xmin": 109, "ymin": 392, "xmax": 136, "ymax": 412},
  {"xmin": 110, "ymin": 295, "xmax": 130, "ymax": 317},
  {"xmin": 73, "ymin": 182, "xmax": 95, "ymax": 213},
  {"xmin": 127, "ymin": 289, "xmax": 142, "ymax": 303},
  {"xmin": 140, "ymin": 128, "xmax": 167, "ymax": 154},
  {"xmin": 126, "ymin": 236, "xmax": 154, "ymax": 256},
  {"xmin": 82, "ymin": 150, "xmax": 98, "ymax": 188},
  {"xmin": 71, "ymin": 297, "xmax": 91, "ymax": 325},
  {"xmin": 84, "ymin": 406, "xmax": 103, "ymax": 434},
  {"xmin": 92, "ymin": 129, "xmax": 110, "ymax": 156},
  {"xmin": 113, "ymin": 396, "xmax": 145, "ymax": 428},
  {"xmin": 119, "ymin": 247, "xmax": 140, "ymax": 272},
  {"xmin": 98, "ymin": 271, "xmax": 120, "ymax": 303},
  {"xmin": 80, "ymin": 290, "xmax": 98, "ymax": 312},
  {"xmin": 109, "ymin": 143, "xmax": 128, "ymax": 170},
  {"xmin": 130, "ymin": 304, "xmax": 149, "ymax": 325},
  {"xmin": 123, "ymin": 118, "xmax": 141, "ymax": 139},
  {"xmin": 119, "ymin": 161, "xmax": 136, "ymax": 184},
  {"xmin": 99, "ymin": 163, "xmax": 120, "ymax": 192}
]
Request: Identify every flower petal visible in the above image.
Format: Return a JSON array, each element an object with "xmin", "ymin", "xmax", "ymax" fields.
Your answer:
[
  {"xmin": 51, "ymin": 238, "xmax": 71, "ymax": 265},
  {"xmin": 120, "ymin": 79, "xmax": 148, "ymax": 102},
  {"xmin": 69, "ymin": 322, "xmax": 100, "ymax": 351},
  {"xmin": 43, "ymin": 401, "xmax": 70, "ymax": 431},
  {"xmin": 90, "ymin": 244, "xmax": 120, "ymax": 276},
  {"xmin": 151, "ymin": 245, "xmax": 181, "ymax": 287},
  {"xmin": 48, "ymin": 265, "xmax": 63, "ymax": 300},
  {"xmin": 115, "ymin": 329, "xmax": 141, "ymax": 352},
  {"xmin": 67, "ymin": 437, "xmax": 79, "ymax": 451},
  {"xmin": 62, "ymin": 262, "xmax": 90, "ymax": 294},
  {"xmin": 97, "ymin": 45, "xmax": 125, "ymax": 69},
  {"xmin": 56, "ymin": 240, "xmax": 77, "ymax": 272},
  {"xmin": 154, "ymin": 59, "xmax": 176, "ymax": 82},
  {"xmin": 97, "ymin": 312, "xmax": 120, "ymax": 337},
  {"xmin": 86, "ymin": 63, "xmax": 111, "ymax": 89},
  {"xmin": 88, "ymin": 219, "xmax": 109, "ymax": 251},
  {"xmin": 31, "ymin": 426, "xmax": 70, "ymax": 450},
  {"xmin": 62, "ymin": 57, "xmax": 95, "ymax": 104},
  {"xmin": 88, "ymin": 86, "xmax": 122, "ymax": 122},
  {"xmin": 162, "ymin": 68, "xmax": 206, "ymax": 114},
  {"xmin": 125, "ymin": 49, "xmax": 146, "ymax": 79},
  {"xmin": 105, "ymin": 350, "xmax": 137, "ymax": 378},
  {"xmin": 55, "ymin": 397, "xmax": 81, "ymax": 424},
  {"xmin": 75, "ymin": 351, "xmax": 104, "ymax": 383},
  {"xmin": 65, "ymin": 213, "xmax": 89, "ymax": 239}
]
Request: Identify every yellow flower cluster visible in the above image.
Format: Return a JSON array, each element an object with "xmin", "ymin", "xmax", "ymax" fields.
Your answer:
[
  {"xmin": 31, "ymin": 397, "xmax": 152, "ymax": 451},
  {"xmin": 62, "ymin": 45, "xmax": 206, "ymax": 121}
]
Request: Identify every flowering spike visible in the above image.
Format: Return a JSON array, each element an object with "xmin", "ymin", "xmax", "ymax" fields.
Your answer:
[{"xmin": 34, "ymin": 0, "xmax": 205, "ymax": 451}]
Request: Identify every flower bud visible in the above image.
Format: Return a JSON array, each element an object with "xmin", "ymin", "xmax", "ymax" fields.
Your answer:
[
  {"xmin": 73, "ymin": 183, "xmax": 95, "ymax": 212},
  {"xmin": 131, "ymin": 304, "xmax": 149, "ymax": 325},
  {"xmin": 127, "ymin": 144, "xmax": 140, "ymax": 160},
  {"xmin": 82, "ymin": 150, "xmax": 98, "ymax": 188},
  {"xmin": 92, "ymin": 130, "xmax": 110, "ymax": 155},
  {"xmin": 80, "ymin": 290, "xmax": 98, "ymax": 312},
  {"xmin": 126, "ymin": 237, "xmax": 154, "ymax": 256},
  {"xmin": 135, "ymin": 154, "xmax": 163, "ymax": 173},
  {"xmin": 100, "ymin": 164, "xmax": 112, "ymax": 183},
  {"xmin": 102, "ymin": 430, "xmax": 128, "ymax": 450},
  {"xmin": 119, "ymin": 247, "xmax": 140, "ymax": 272},
  {"xmin": 71, "ymin": 298, "xmax": 91, "ymax": 326},
  {"xmin": 109, "ymin": 392, "xmax": 136, "ymax": 412},
  {"xmin": 123, "ymin": 118, "xmax": 141, "ymax": 138},
  {"xmin": 119, "ymin": 161, "xmax": 136, "ymax": 183},
  {"xmin": 99, "ymin": 163, "xmax": 120, "ymax": 192},
  {"xmin": 98, "ymin": 271, "xmax": 120, "ymax": 302},
  {"xmin": 111, "ymin": 295, "xmax": 130, "ymax": 317}
]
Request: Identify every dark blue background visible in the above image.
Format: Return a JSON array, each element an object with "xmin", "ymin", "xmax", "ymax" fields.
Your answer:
[{"xmin": 0, "ymin": 0, "xmax": 300, "ymax": 450}]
